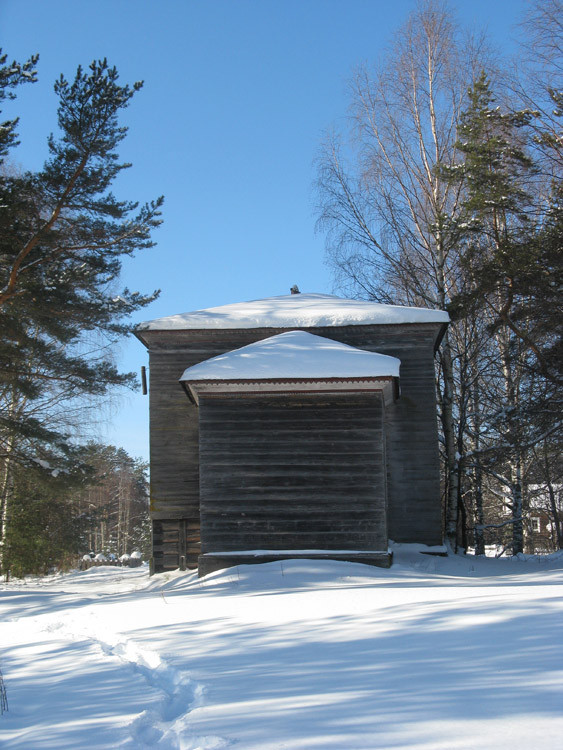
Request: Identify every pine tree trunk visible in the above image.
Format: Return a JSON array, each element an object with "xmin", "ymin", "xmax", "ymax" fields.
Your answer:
[
  {"xmin": 124, "ymin": 501, "xmax": 130, "ymax": 555},
  {"xmin": 547, "ymin": 481, "xmax": 563, "ymax": 550},
  {"xmin": 473, "ymin": 469, "xmax": 485, "ymax": 555},
  {"xmin": 471, "ymin": 380, "xmax": 486, "ymax": 555},
  {"xmin": 441, "ymin": 332, "xmax": 460, "ymax": 550},
  {"xmin": 540, "ymin": 442, "xmax": 563, "ymax": 550},
  {"xmin": 496, "ymin": 318, "xmax": 524, "ymax": 556},
  {"xmin": 0, "ymin": 390, "xmax": 20, "ymax": 571},
  {"xmin": 116, "ymin": 477, "xmax": 123, "ymax": 556},
  {"xmin": 511, "ymin": 458, "xmax": 524, "ymax": 555}
]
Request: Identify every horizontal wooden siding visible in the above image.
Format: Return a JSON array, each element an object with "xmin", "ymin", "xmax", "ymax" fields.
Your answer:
[{"xmin": 198, "ymin": 392, "xmax": 387, "ymax": 553}]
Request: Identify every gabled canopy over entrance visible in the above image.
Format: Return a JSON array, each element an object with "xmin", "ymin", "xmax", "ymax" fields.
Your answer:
[
  {"xmin": 180, "ymin": 330, "xmax": 401, "ymax": 407},
  {"xmin": 180, "ymin": 329, "xmax": 401, "ymax": 381}
]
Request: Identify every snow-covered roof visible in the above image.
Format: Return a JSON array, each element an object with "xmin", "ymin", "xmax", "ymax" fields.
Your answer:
[
  {"xmin": 180, "ymin": 330, "xmax": 400, "ymax": 381},
  {"xmin": 138, "ymin": 293, "xmax": 449, "ymax": 331}
]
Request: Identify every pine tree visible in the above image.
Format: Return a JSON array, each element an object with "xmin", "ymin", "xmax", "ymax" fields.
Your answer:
[
  {"xmin": 441, "ymin": 72, "xmax": 560, "ymax": 554},
  {"xmin": 0, "ymin": 57, "xmax": 162, "ymax": 460},
  {"xmin": 0, "ymin": 56, "xmax": 163, "ymax": 568},
  {"xmin": 2, "ymin": 464, "xmax": 86, "ymax": 579},
  {"xmin": 0, "ymin": 49, "xmax": 38, "ymax": 158},
  {"xmin": 446, "ymin": 72, "xmax": 560, "ymax": 383}
]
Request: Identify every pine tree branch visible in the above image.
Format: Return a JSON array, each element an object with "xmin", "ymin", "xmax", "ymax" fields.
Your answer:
[{"xmin": 0, "ymin": 152, "xmax": 89, "ymax": 306}]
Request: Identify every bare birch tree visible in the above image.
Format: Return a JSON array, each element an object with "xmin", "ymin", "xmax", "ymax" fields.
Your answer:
[{"xmin": 316, "ymin": 0, "xmax": 489, "ymax": 549}]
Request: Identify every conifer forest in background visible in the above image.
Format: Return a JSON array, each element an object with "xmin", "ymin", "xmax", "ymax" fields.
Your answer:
[{"xmin": 1, "ymin": 0, "xmax": 561, "ymax": 577}]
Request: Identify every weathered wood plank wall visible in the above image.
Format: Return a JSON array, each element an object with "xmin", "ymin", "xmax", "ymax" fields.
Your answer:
[
  {"xmin": 198, "ymin": 392, "xmax": 387, "ymax": 554},
  {"xmin": 139, "ymin": 322, "xmax": 444, "ymax": 571}
]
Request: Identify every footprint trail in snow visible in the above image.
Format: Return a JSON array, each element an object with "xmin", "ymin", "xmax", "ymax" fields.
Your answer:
[{"xmin": 43, "ymin": 616, "xmax": 229, "ymax": 750}]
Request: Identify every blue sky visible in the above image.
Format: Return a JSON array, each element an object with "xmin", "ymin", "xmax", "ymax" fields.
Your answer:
[{"xmin": 2, "ymin": 0, "xmax": 527, "ymax": 460}]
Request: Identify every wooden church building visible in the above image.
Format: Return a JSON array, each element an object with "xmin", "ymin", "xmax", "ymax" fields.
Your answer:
[{"xmin": 135, "ymin": 292, "xmax": 449, "ymax": 575}]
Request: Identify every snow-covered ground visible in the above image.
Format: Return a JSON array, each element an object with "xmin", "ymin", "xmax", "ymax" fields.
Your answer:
[{"xmin": 1, "ymin": 545, "xmax": 563, "ymax": 750}]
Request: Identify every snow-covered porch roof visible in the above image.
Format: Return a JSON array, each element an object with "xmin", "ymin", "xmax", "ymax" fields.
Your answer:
[{"xmin": 180, "ymin": 330, "xmax": 400, "ymax": 405}]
